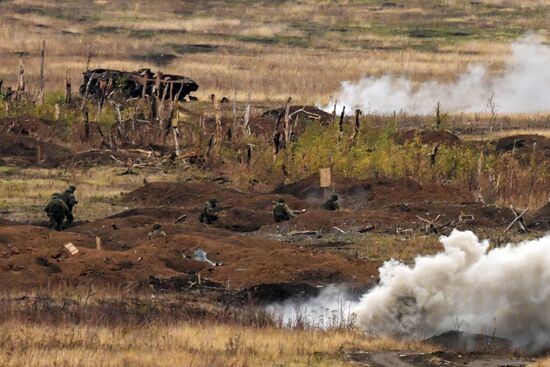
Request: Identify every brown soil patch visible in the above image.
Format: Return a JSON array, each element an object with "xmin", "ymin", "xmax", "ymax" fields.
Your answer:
[
  {"xmin": 274, "ymin": 175, "xmax": 474, "ymax": 209},
  {"xmin": 0, "ymin": 133, "xmax": 74, "ymax": 167},
  {"xmin": 531, "ymin": 202, "xmax": 550, "ymax": 230},
  {"xmin": 394, "ymin": 129, "xmax": 461, "ymax": 146},
  {"xmin": 0, "ymin": 221, "xmax": 379, "ymax": 291}
]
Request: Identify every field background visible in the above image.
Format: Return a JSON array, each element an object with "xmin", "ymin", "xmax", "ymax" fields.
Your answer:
[{"xmin": 0, "ymin": 0, "xmax": 549, "ymax": 103}]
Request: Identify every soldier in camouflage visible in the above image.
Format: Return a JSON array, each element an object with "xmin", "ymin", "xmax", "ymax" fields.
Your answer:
[
  {"xmin": 321, "ymin": 194, "xmax": 340, "ymax": 211},
  {"xmin": 272, "ymin": 198, "xmax": 297, "ymax": 222},
  {"xmin": 148, "ymin": 223, "xmax": 167, "ymax": 240},
  {"xmin": 44, "ymin": 193, "xmax": 70, "ymax": 231},
  {"xmin": 59, "ymin": 185, "xmax": 78, "ymax": 226},
  {"xmin": 199, "ymin": 198, "xmax": 219, "ymax": 224}
]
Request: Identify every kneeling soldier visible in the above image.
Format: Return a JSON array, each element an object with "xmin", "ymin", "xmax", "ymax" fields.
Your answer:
[
  {"xmin": 272, "ymin": 198, "xmax": 297, "ymax": 222},
  {"xmin": 321, "ymin": 194, "xmax": 340, "ymax": 211},
  {"xmin": 199, "ymin": 198, "xmax": 219, "ymax": 224}
]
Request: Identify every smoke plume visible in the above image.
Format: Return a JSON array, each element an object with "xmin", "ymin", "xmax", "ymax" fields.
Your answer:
[
  {"xmin": 327, "ymin": 35, "xmax": 550, "ymax": 114},
  {"xmin": 267, "ymin": 285, "xmax": 359, "ymax": 329},
  {"xmin": 354, "ymin": 230, "xmax": 550, "ymax": 352}
]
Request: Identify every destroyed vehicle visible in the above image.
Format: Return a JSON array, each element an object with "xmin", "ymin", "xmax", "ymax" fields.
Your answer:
[{"xmin": 79, "ymin": 68, "xmax": 198, "ymax": 102}]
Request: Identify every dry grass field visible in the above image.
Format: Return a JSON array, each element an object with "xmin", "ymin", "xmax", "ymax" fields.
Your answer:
[
  {"xmin": 0, "ymin": 0, "xmax": 549, "ymax": 103},
  {"xmin": 0, "ymin": 321, "xmax": 432, "ymax": 367}
]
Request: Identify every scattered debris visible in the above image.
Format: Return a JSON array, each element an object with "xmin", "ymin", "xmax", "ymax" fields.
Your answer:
[
  {"xmin": 506, "ymin": 206, "xmax": 529, "ymax": 233},
  {"xmin": 174, "ymin": 214, "xmax": 187, "ymax": 223},
  {"xmin": 193, "ymin": 249, "xmax": 221, "ymax": 267},
  {"xmin": 287, "ymin": 230, "xmax": 320, "ymax": 237},
  {"xmin": 63, "ymin": 242, "xmax": 79, "ymax": 255}
]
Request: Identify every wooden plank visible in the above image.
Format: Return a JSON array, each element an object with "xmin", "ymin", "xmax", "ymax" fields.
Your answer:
[{"xmin": 320, "ymin": 167, "xmax": 332, "ymax": 188}]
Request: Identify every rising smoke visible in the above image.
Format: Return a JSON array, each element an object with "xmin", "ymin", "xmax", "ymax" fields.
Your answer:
[
  {"xmin": 268, "ymin": 230, "xmax": 550, "ymax": 352},
  {"xmin": 354, "ymin": 230, "xmax": 550, "ymax": 352},
  {"xmin": 326, "ymin": 35, "xmax": 550, "ymax": 114}
]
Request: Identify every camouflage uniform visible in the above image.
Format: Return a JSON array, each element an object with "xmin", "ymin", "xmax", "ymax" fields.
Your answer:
[
  {"xmin": 44, "ymin": 193, "xmax": 70, "ymax": 231},
  {"xmin": 321, "ymin": 194, "xmax": 340, "ymax": 211},
  {"xmin": 148, "ymin": 223, "xmax": 167, "ymax": 240},
  {"xmin": 59, "ymin": 185, "xmax": 78, "ymax": 226},
  {"xmin": 272, "ymin": 198, "xmax": 296, "ymax": 222},
  {"xmin": 199, "ymin": 198, "xmax": 219, "ymax": 224}
]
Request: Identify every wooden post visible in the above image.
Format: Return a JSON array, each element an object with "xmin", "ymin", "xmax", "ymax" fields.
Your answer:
[
  {"xmin": 338, "ymin": 106, "xmax": 345, "ymax": 142},
  {"xmin": 243, "ymin": 89, "xmax": 251, "ymax": 135},
  {"xmin": 283, "ymin": 96, "xmax": 292, "ymax": 145},
  {"xmin": 210, "ymin": 94, "xmax": 223, "ymax": 161},
  {"xmin": 350, "ymin": 109, "xmax": 361, "ymax": 141},
  {"xmin": 232, "ymin": 91, "xmax": 237, "ymax": 142},
  {"xmin": 16, "ymin": 60, "xmax": 25, "ymax": 100},
  {"xmin": 36, "ymin": 143, "xmax": 41, "ymax": 163},
  {"xmin": 80, "ymin": 72, "xmax": 95, "ymax": 111},
  {"xmin": 0, "ymin": 79, "xmax": 3, "ymax": 95},
  {"xmin": 173, "ymin": 127, "xmax": 180, "ymax": 157},
  {"xmin": 82, "ymin": 109, "xmax": 90, "ymax": 141},
  {"xmin": 95, "ymin": 236, "xmax": 102, "ymax": 250},
  {"xmin": 38, "ymin": 40, "xmax": 45, "ymax": 105},
  {"xmin": 64, "ymin": 69, "xmax": 72, "ymax": 104},
  {"xmin": 142, "ymin": 76, "xmax": 148, "ymax": 99},
  {"xmin": 332, "ymin": 100, "xmax": 337, "ymax": 124}
]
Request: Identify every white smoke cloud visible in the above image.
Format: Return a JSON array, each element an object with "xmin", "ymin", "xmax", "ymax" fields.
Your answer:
[
  {"xmin": 266, "ymin": 285, "xmax": 359, "ymax": 329},
  {"xmin": 354, "ymin": 230, "xmax": 550, "ymax": 352},
  {"xmin": 327, "ymin": 35, "xmax": 550, "ymax": 114}
]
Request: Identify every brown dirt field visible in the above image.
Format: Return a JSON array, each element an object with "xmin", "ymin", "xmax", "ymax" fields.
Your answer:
[{"xmin": 0, "ymin": 220, "xmax": 379, "ymax": 291}]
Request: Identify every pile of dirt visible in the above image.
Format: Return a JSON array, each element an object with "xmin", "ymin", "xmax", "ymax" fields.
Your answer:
[
  {"xmin": 261, "ymin": 105, "xmax": 332, "ymax": 124},
  {"xmin": 274, "ymin": 175, "xmax": 475, "ymax": 209},
  {"xmin": 67, "ymin": 149, "xmax": 159, "ymax": 168},
  {"xmin": 0, "ymin": 116, "xmax": 67, "ymax": 144},
  {"xmin": 0, "ymin": 133, "xmax": 74, "ymax": 167},
  {"xmin": 491, "ymin": 134, "xmax": 550, "ymax": 154},
  {"xmin": 530, "ymin": 201, "xmax": 550, "ymax": 230},
  {"xmin": 394, "ymin": 128, "xmax": 461, "ymax": 146},
  {"xmin": 425, "ymin": 330, "xmax": 516, "ymax": 354},
  {"xmin": 123, "ymin": 181, "xmax": 307, "ymax": 212}
]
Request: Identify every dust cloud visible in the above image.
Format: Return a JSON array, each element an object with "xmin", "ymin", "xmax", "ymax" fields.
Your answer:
[
  {"xmin": 327, "ymin": 35, "xmax": 550, "ymax": 114},
  {"xmin": 354, "ymin": 230, "xmax": 550, "ymax": 352}
]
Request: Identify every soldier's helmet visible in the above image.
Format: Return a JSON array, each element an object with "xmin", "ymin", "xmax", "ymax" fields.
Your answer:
[
  {"xmin": 277, "ymin": 198, "xmax": 285, "ymax": 203},
  {"xmin": 331, "ymin": 194, "xmax": 339, "ymax": 201},
  {"xmin": 67, "ymin": 185, "xmax": 76, "ymax": 192},
  {"xmin": 51, "ymin": 193, "xmax": 61, "ymax": 198},
  {"xmin": 209, "ymin": 198, "xmax": 218, "ymax": 204},
  {"xmin": 152, "ymin": 223, "xmax": 162, "ymax": 230}
]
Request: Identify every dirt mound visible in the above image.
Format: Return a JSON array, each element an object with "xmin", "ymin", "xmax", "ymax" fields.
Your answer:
[
  {"xmin": 492, "ymin": 134, "xmax": 550, "ymax": 154},
  {"xmin": 123, "ymin": 181, "xmax": 307, "ymax": 211},
  {"xmin": 261, "ymin": 105, "xmax": 332, "ymax": 124},
  {"xmin": 530, "ymin": 201, "xmax": 550, "ymax": 230},
  {"xmin": 274, "ymin": 175, "xmax": 475, "ymax": 209},
  {"xmin": 0, "ymin": 133, "xmax": 74, "ymax": 167},
  {"xmin": 425, "ymin": 330, "xmax": 516, "ymax": 354},
  {"xmin": 395, "ymin": 129, "xmax": 461, "ymax": 146},
  {"xmin": 67, "ymin": 149, "xmax": 158, "ymax": 168},
  {"xmin": 0, "ymin": 116, "xmax": 66, "ymax": 143}
]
